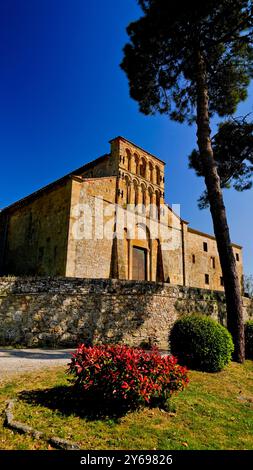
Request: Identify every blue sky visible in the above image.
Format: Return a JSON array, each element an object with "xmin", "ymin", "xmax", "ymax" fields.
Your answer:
[{"xmin": 0, "ymin": 0, "xmax": 252, "ymax": 275}]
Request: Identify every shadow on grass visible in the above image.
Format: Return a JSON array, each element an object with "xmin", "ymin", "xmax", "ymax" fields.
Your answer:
[{"xmin": 18, "ymin": 385, "xmax": 136, "ymax": 422}]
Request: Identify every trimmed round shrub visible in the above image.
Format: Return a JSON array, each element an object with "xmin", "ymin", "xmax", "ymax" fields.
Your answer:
[
  {"xmin": 245, "ymin": 320, "xmax": 253, "ymax": 359},
  {"xmin": 170, "ymin": 315, "xmax": 234, "ymax": 372},
  {"xmin": 68, "ymin": 344, "xmax": 189, "ymax": 408}
]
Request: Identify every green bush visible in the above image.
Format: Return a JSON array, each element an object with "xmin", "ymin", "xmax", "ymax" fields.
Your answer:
[
  {"xmin": 169, "ymin": 315, "xmax": 234, "ymax": 372},
  {"xmin": 245, "ymin": 320, "xmax": 253, "ymax": 359}
]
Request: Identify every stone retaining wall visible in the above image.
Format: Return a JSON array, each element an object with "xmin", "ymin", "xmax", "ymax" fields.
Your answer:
[{"xmin": 0, "ymin": 277, "xmax": 252, "ymax": 350}]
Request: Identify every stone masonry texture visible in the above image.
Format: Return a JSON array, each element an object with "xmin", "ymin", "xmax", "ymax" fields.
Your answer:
[{"xmin": 0, "ymin": 277, "xmax": 252, "ymax": 350}]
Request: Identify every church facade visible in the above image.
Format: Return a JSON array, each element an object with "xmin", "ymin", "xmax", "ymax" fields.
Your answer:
[{"xmin": 0, "ymin": 136, "xmax": 243, "ymax": 291}]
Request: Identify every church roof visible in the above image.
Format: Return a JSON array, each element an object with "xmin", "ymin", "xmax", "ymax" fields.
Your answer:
[{"xmin": 1, "ymin": 153, "xmax": 109, "ymax": 213}]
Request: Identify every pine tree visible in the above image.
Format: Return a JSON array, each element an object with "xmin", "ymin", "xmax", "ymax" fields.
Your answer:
[
  {"xmin": 189, "ymin": 116, "xmax": 253, "ymax": 209},
  {"xmin": 121, "ymin": 0, "xmax": 253, "ymax": 362}
]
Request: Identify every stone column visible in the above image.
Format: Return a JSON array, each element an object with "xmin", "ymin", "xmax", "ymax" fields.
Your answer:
[
  {"xmin": 117, "ymin": 238, "xmax": 128, "ymax": 280},
  {"xmin": 136, "ymin": 185, "xmax": 143, "ymax": 215},
  {"xmin": 135, "ymin": 159, "xmax": 140, "ymax": 176},
  {"xmin": 150, "ymin": 239, "xmax": 158, "ymax": 281},
  {"xmin": 150, "ymin": 192, "xmax": 156, "ymax": 219},
  {"xmin": 128, "ymin": 154, "xmax": 132, "ymax": 173},
  {"xmin": 146, "ymin": 191, "xmax": 151, "ymax": 218},
  {"xmin": 136, "ymin": 185, "xmax": 142, "ymax": 205},
  {"xmin": 130, "ymin": 183, "xmax": 136, "ymax": 205},
  {"xmin": 146, "ymin": 249, "xmax": 150, "ymax": 281}
]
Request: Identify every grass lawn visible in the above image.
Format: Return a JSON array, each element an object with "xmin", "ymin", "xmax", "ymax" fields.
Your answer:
[{"xmin": 0, "ymin": 361, "xmax": 252, "ymax": 450}]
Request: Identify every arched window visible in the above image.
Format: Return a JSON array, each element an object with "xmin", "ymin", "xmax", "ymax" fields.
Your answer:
[
  {"xmin": 156, "ymin": 191, "xmax": 160, "ymax": 206},
  {"xmin": 149, "ymin": 162, "xmax": 154, "ymax": 183},
  {"xmin": 126, "ymin": 149, "xmax": 131, "ymax": 171},
  {"xmin": 148, "ymin": 188, "xmax": 154, "ymax": 217},
  {"xmin": 141, "ymin": 184, "xmax": 146, "ymax": 213},
  {"xmin": 155, "ymin": 166, "xmax": 161, "ymax": 185},
  {"xmin": 126, "ymin": 184, "xmax": 130, "ymax": 204},
  {"xmin": 147, "ymin": 188, "xmax": 151, "ymax": 206},
  {"xmin": 140, "ymin": 157, "xmax": 147, "ymax": 178},
  {"xmin": 134, "ymin": 153, "xmax": 139, "ymax": 175},
  {"xmin": 155, "ymin": 190, "xmax": 160, "ymax": 220},
  {"xmin": 133, "ymin": 182, "xmax": 138, "ymax": 206}
]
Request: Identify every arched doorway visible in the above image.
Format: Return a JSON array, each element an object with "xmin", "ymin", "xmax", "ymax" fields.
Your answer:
[
  {"xmin": 130, "ymin": 224, "xmax": 150, "ymax": 281},
  {"xmin": 132, "ymin": 246, "xmax": 147, "ymax": 280}
]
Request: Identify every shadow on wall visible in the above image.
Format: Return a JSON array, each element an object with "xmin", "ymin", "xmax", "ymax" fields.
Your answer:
[{"xmin": 0, "ymin": 277, "xmax": 168, "ymax": 349}]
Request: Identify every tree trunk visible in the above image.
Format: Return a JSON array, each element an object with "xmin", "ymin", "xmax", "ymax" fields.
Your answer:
[{"xmin": 195, "ymin": 50, "xmax": 245, "ymax": 363}]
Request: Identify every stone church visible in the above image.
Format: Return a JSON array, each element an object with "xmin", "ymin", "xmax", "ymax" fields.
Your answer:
[{"xmin": 0, "ymin": 136, "xmax": 243, "ymax": 291}]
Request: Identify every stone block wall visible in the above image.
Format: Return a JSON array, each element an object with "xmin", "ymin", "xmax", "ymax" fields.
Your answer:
[
  {"xmin": 0, "ymin": 277, "xmax": 252, "ymax": 350},
  {"xmin": 0, "ymin": 181, "xmax": 72, "ymax": 277},
  {"xmin": 65, "ymin": 177, "xmax": 117, "ymax": 278},
  {"xmin": 186, "ymin": 228, "xmax": 243, "ymax": 291}
]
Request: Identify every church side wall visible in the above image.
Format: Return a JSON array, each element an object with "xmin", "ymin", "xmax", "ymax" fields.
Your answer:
[
  {"xmin": 0, "ymin": 181, "xmax": 72, "ymax": 276},
  {"xmin": 186, "ymin": 229, "xmax": 243, "ymax": 292},
  {"xmin": 0, "ymin": 277, "xmax": 251, "ymax": 349}
]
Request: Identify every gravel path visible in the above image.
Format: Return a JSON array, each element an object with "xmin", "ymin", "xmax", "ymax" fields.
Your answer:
[
  {"xmin": 0, "ymin": 348, "xmax": 74, "ymax": 381},
  {"xmin": 0, "ymin": 348, "xmax": 169, "ymax": 383}
]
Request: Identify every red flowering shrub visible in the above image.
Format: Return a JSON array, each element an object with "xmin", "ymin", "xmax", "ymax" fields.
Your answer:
[{"xmin": 68, "ymin": 344, "xmax": 189, "ymax": 407}]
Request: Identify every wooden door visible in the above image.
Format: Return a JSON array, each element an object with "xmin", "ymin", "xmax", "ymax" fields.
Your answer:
[{"xmin": 132, "ymin": 246, "xmax": 147, "ymax": 280}]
